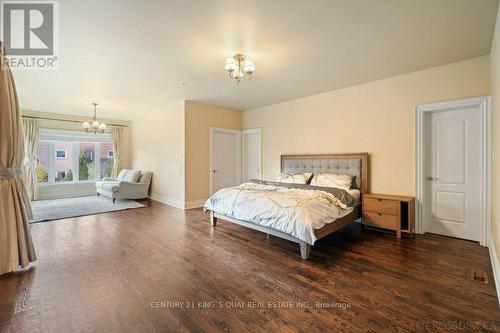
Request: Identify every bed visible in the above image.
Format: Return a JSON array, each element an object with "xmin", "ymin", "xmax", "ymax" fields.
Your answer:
[{"xmin": 204, "ymin": 153, "xmax": 369, "ymax": 259}]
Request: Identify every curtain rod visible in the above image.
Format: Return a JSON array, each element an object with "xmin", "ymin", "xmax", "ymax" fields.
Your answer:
[{"xmin": 22, "ymin": 115, "xmax": 128, "ymax": 128}]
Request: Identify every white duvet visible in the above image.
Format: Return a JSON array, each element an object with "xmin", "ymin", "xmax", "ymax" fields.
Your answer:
[{"xmin": 204, "ymin": 182, "xmax": 353, "ymax": 245}]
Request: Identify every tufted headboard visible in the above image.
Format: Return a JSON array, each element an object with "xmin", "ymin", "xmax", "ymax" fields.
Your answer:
[{"xmin": 281, "ymin": 153, "xmax": 369, "ymax": 195}]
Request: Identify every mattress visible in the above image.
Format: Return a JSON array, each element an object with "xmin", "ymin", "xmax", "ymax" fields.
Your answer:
[{"xmin": 204, "ymin": 181, "xmax": 356, "ymax": 245}]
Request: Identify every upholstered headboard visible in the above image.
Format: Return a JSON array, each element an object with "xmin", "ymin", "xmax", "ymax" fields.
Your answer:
[{"xmin": 281, "ymin": 153, "xmax": 369, "ymax": 195}]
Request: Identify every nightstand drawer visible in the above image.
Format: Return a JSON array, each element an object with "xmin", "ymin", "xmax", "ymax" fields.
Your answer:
[
  {"xmin": 363, "ymin": 211, "xmax": 397, "ymax": 230},
  {"xmin": 364, "ymin": 197, "xmax": 398, "ymax": 215}
]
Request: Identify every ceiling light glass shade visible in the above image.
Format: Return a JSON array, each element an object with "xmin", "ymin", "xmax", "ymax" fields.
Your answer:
[
  {"xmin": 224, "ymin": 58, "xmax": 237, "ymax": 72},
  {"xmin": 243, "ymin": 59, "xmax": 255, "ymax": 74},
  {"xmin": 225, "ymin": 54, "xmax": 255, "ymax": 84},
  {"xmin": 83, "ymin": 103, "xmax": 106, "ymax": 134}
]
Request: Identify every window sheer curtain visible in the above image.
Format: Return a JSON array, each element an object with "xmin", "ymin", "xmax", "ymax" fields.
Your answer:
[
  {"xmin": 110, "ymin": 126, "xmax": 123, "ymax": 178},
  {"xmin": 0, "ymin": 42, "xmax": 37, "ymax": 275},
  {"xmin": 22, "ymin": 118, "xmax": 40, "ymax": 203}
]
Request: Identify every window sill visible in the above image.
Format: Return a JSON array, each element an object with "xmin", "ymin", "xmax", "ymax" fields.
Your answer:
[{"xmin": 38, "ymin": 181, "xmax": 98, "ymax": 187}]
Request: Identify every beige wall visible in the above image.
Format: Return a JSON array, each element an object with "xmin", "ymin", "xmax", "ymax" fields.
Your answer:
[
  {"xmin": 21, "ymin": 109, "xmax": 132, "ymax": 168},
  {"xmin": 491, "ymin": 6, "xmax": 500, "ymax": 256},
  {"xmin": 184, "ymin": 101, "xmax": 241, "ymax": 203},
  {"xmin": 131, "ymin": 102, "xmax": 185, "ymax": 206},
  {"xmin": 242, "ymin": 56, "xmax": 490, "ymax": 196}
]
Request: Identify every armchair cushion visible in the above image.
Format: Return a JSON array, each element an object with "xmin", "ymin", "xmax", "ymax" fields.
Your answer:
[
  {"xmin": 123, "ymin": 169, "xmax": 141, "ymax": 182},
  {"xmin": 101, "ymin": 181, "xmax": 121, "ymax": 193},
  {"xmin": 116, "ymin": 169, "xmax": 129, "ymax": 181},
  {"xmin": 95, "ymin": 180, "xmax": 119, "ymax": 191},
  {"xmin": 138, "ymin": 171, "xmax": 152, "ymax": 184}
]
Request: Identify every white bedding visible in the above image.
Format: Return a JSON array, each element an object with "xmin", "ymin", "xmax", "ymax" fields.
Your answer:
[{"xmin": 204, "ymin": 182, "xmax": 354, "ymax": 245}]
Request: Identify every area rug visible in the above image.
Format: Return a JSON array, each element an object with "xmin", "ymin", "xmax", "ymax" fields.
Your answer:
[{"xmin": 29, "ymin": 196, "xmax": 145, "ymax": 223}]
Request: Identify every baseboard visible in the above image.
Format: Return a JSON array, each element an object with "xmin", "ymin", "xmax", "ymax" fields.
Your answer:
[
  {"xmin": 150, "ymin": 194, "xmax": 184, "ymax": 210},
  {"xmin": 149, "ymin": 195, "xmax": 207, "ymax": 210},
  {"xmin": 488, "ymin": 238, "xmax": 500, "ymax": 307},
  {"xmin": 184, "ymin": 199, "xmax": 207, "ymax": 210}
]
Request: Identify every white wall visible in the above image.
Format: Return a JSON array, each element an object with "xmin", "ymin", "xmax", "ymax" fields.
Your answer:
[{"xmin": 489, "ymin": 4, "xmax": 500, "ymax": 260}]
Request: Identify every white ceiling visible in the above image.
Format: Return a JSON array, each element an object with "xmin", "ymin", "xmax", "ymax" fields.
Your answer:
[{"xmin": 13, "ymin": 0, "xmax": 499, "ymax": 119}]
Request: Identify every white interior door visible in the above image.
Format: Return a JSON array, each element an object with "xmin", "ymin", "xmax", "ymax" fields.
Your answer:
[
  {"xmin": 210, "ymin": 128, "xmax": 241, "ymax": 194},
  {"xmin": 242, "ymin": 128, "xmax": 262, "ymax": 182},
  {"xmin": 424, "ymin": 106, "xmax": 483, "ymax": 241}
]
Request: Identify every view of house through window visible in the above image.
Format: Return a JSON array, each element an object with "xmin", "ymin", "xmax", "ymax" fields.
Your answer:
[
  {"xmin": 100, "ymin": 143, "xmax": 114, "ymax": 178},
  {"xmin": 36, "ymin": 130, "xmax": 113, "ymax": 184}
]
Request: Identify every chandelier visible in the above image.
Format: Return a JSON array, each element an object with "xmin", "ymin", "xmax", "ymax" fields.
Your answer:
[
  {"xmin": 82, "ymin": 103, "xmax": 107, "ymax": 134},
  {"xmin": 224, "ymin": 53, "xmax": 255, "ymax": 84}
]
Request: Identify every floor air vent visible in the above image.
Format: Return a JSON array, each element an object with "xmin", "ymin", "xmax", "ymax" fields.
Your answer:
[{"xmin": 471, "ymin": 270, "xmax": 489, "ymax": 284}]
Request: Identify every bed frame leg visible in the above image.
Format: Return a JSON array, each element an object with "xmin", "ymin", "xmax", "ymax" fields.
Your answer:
[
  {"xmin": 300, "ymin": 242, "xmax": 310, "ymax": 260},
  {"xmin": 210, "ymin": 211, "xmax": 217, "ymax": 227}
]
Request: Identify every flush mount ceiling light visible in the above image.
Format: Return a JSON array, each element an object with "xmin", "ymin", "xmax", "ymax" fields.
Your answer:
[
  {"xmin": 82, "ymin": 103, "xmax": 107, "ymax": 134},
  {"xmin": 224, "ymin": 53, "xmax": 255, "ymax": 84}
]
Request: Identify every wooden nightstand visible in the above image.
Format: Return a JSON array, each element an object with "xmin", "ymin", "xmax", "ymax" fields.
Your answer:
[{"xmin": 362, "ymin": 193, "xmax": 415, "ymax": 238}]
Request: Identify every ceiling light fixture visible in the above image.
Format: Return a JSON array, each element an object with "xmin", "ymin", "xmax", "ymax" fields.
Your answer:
[
  {"xmin": 82, "ymin": 103, "xmax": 107, "ymax": 134},
  {"xmin": 224, "ymin": 53, "xmax": 255, "ymax": 84}
]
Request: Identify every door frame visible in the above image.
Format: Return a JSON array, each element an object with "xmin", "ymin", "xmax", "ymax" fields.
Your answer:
[
  {"xmin": 415, "ymin": 96, "xmax": 491, "ymax": 246},
  {"xmin": 209, "ymin": 127, "xmax": 242, "ymax": 195},
  {"xmin": 242, "ymin": 128, "xmax": 262, "ymax": 181}
]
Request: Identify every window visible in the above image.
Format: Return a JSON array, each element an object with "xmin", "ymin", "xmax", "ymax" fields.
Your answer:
[
  {"xmin": 55, "ymin": 149, "xmax": 67, "ymax": 159},
  {"xmin": 36, "ymin": 130, "xmax": 113, "ymax": 184},
  {"xmin": 54, "ymin": 142, "xmax": 73, "ymax": 182},
  {"xmin": 56, "ymin": 171, "xmax": 67, "ymax": 181}
]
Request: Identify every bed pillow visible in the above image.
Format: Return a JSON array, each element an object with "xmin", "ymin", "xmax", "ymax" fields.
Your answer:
[
  {"xmin": 275, "ymin": 172, "xmax": 312, "ymax": 184},
  {"xmin": 310, "ymin": 173, "xmax": 354, "ymax": 190}
]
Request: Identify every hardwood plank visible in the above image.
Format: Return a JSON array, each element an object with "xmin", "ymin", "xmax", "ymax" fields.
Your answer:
[{"xmin": 1, "ymin": 199, "xmax": 499, "ymax": 332}]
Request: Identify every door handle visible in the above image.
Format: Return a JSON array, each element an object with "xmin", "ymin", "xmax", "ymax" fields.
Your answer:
[
  {"xmin": 427, "ymin": 176, "xmax": 440, "ymax": 181},
  {"xmin": 212, "ymin": 169, "xmax": 217, "ymax": 173}
]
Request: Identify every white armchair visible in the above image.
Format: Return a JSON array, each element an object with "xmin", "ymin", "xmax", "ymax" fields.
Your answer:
[{"xmin": 96, "ymin": 169, "xmax": 152, "ymax": 203}]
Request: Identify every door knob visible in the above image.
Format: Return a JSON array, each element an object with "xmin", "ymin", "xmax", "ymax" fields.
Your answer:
[
  {"xmin": 213, "ymin": 169, "xmax": 217, "ymax": 173},
  {"xmin": 427, "ymin": 176, "xmax": 440, "ymax": 181}
]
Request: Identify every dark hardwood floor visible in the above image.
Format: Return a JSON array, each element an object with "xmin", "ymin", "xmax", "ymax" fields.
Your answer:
[{"xmin": 1, "ymin": 199, "xmax": 499, "ymax": 332}]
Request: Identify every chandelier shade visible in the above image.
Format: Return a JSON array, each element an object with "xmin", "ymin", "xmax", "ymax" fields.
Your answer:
[
  {"xmin": 82, "ymin": 103, "xmax": 106, "ymax": 134},
  {"xmin": 225, "ymin": 54, "xmax": 255, "ymax": 84}
]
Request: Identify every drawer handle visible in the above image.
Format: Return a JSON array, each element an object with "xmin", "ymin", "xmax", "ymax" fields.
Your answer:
[
  {"xmin": 378, "ymin": 213, "xmax": 382, "ymax": 216},
  {"xmin": 377, "ymin": 199, "xmax": 382, "ymax": 201}
]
